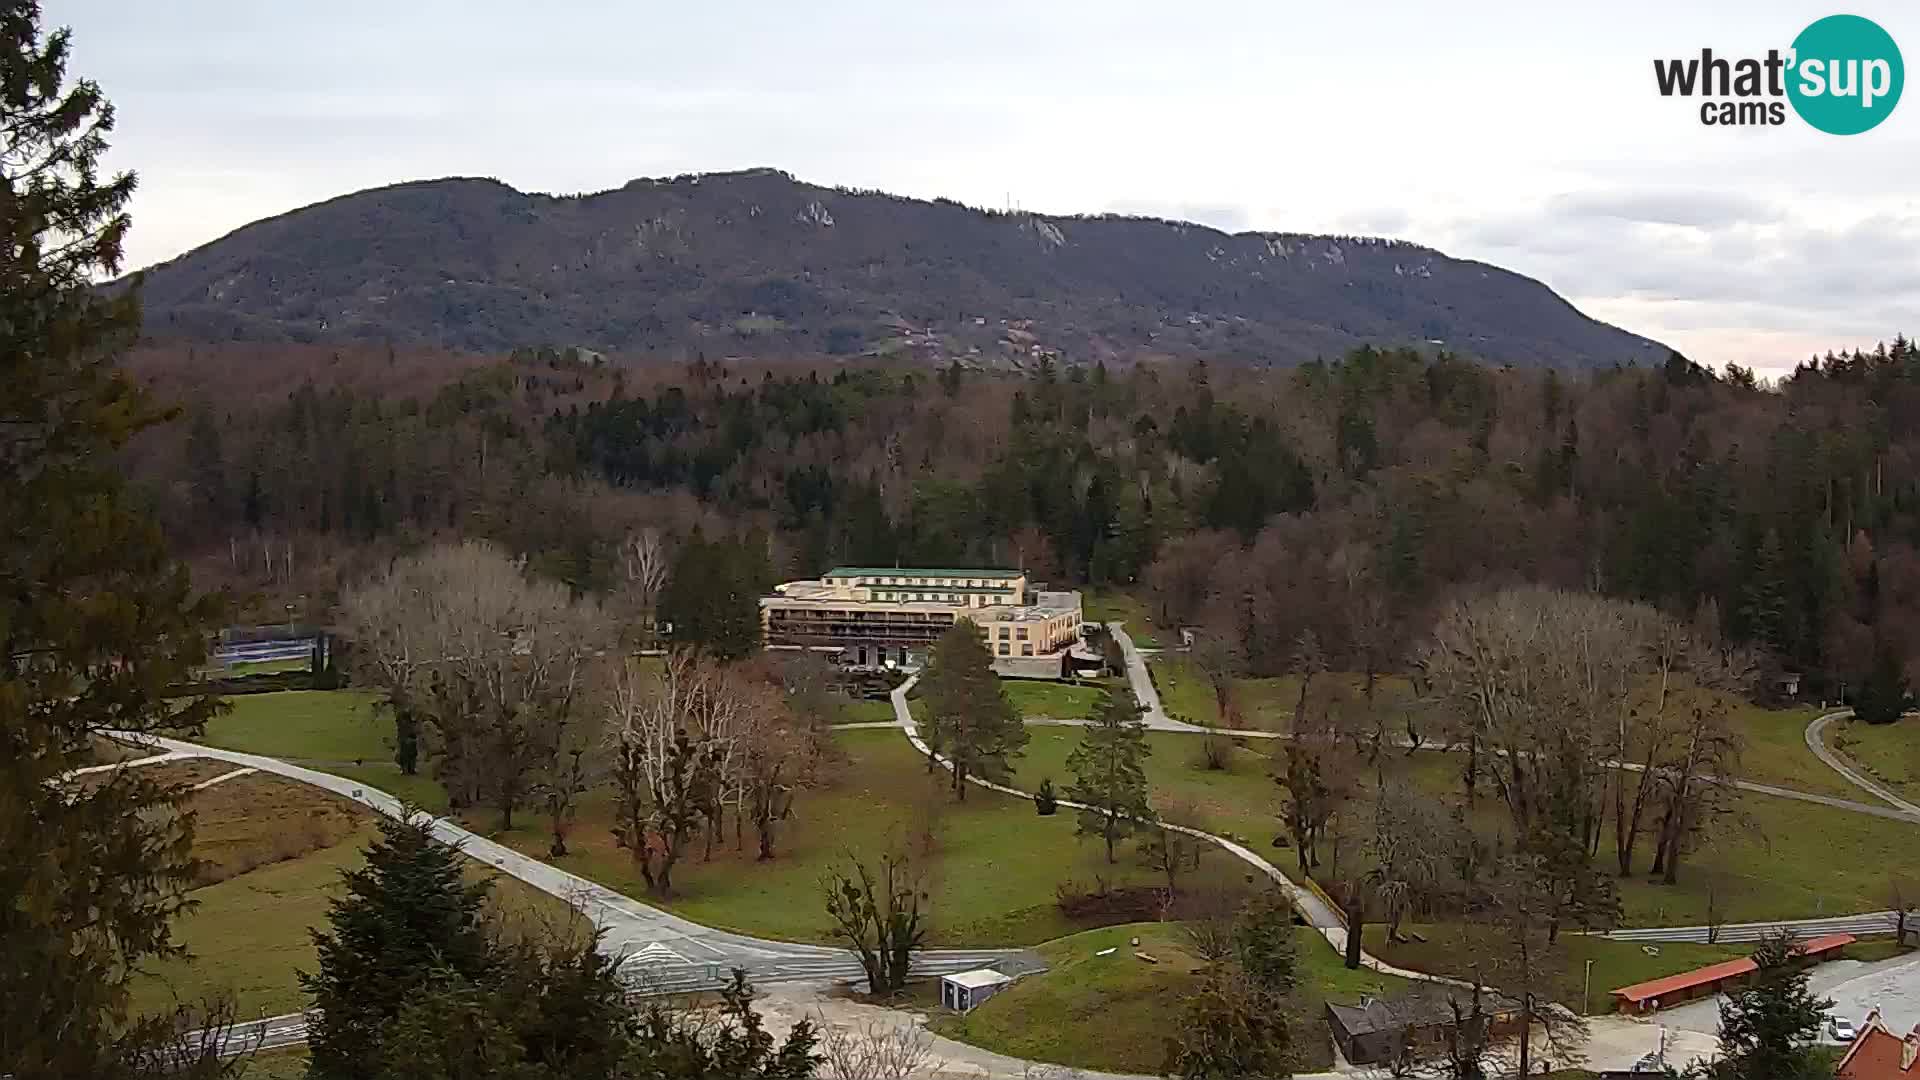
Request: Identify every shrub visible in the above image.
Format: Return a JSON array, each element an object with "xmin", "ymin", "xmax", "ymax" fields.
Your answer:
[{"xmin": 1034, "ymin": 777, "xmax": 1059, "ymax": 815}]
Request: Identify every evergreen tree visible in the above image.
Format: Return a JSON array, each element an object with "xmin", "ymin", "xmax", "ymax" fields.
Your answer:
[
  {"xmin": 1853, "ymin": 636, "xmax": 1912, "ymax": 725},
  {"xmin": 624, "ymin": 971, "xmax": 820, "ymax": 1079},
  {"xmin": 1065, "ymin": 688, "xmax": 1155, "ymax": 862},
  {"xmin": 919, "ymin": 619, "xmax": 1027, "ymax": 800},
  {"xmin": 1688, "ymin": 930, "xmax": 1832, "ymax": 1080},
  {"xmin": 1735, "ymin": 528, "xmax": 1788, "ymax": 652},
  {"xmin": 301, "ymin": 812, "xmax": 496, "ymax": 1079},
  {"xmin": 1231, "ymin": 890, "xmax": 1300, "ymax": 998},
  {"xmin": 1, "ymin": 4, "xmax": 229, "ymax": 1074},
  {"xmin": 370, "ymin": 931, "xmax": 636, "ymax": 1080},
  {"xmin": 658, "ymin": 531, "xmax": 765, "ymax": 660}
]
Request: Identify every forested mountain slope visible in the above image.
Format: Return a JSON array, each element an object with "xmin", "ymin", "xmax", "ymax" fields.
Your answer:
[
  {"xmin": 129, "ymin": 168, "xmax": 1665, "ymax": 369},
  {"xmin": 130, "ymin": 339, "xmax": 1920, "ymax": 701}
]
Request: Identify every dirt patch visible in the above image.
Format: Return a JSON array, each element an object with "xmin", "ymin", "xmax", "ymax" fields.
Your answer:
[
  {"xmin": 188, "ymin": 772, "xmax": 370, "ymax": 887},
  {"xmin": 72, "ymin": 758, "xmax": 235, "ymax": 792},
  {"xmin": 1053, "ymin": 882, "xmax": 1169, "ymax": 923}
]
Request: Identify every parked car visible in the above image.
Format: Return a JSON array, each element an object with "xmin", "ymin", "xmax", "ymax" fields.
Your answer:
[{"xmin": 1830, "ymin": 1015, "xmax": 1858, "ymax": 1043}]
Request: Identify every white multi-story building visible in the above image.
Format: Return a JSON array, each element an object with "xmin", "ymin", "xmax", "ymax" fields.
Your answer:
[{"xmin": 761, "ymin": 567, "xmax": 1083, "ymax": 678}]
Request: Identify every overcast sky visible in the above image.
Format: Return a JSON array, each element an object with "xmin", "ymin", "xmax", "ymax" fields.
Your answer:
[{"xmin": 54, "ymin": 1, "xmax": 1918, "ymax": 375}]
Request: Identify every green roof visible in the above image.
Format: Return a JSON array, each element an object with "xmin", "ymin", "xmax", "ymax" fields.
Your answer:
[{"xmin": 825, "ymin": 567, "xmax": 1023, "ymax": 580}]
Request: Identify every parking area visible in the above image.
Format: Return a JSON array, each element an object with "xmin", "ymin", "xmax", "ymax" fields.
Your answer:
[{"xmin": 1660, "ymin": 950, "xmax": 1920, "ymax": 1042}]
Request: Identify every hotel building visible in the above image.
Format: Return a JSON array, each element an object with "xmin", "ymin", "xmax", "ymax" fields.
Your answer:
[{"xmin": 761, "ymin": 567, "xmax": 1083, "ymax": 678}]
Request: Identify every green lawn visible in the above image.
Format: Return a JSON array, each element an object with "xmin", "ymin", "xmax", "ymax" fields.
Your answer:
[
  {"xmin": 220, "ymin": 658, "xmax": 312, "ymax": 678},
  {"xmin": 1828, "ymin": 716, "xmax": 1920, "ymax": 796},
  {"xmin": 1360, "ymin": 749, "xmax": 1920, "ymax": 926},
  {"xmin": 1150, "ymin": 656, "xmax": 1219, "ymax": 727},
  {"xmin": 239, "ymin": 1048, "xmax": 309, "ymax": 1079},
  {"xmin": 1082, "ymin": 590, "xmax": 1162, "ymax": 648},
  {"xmin": 1010, "ymin": 727, "xmax": 1282, "ymax": 845},
  {"xmin": 1146, "ymin": 658, "xmax": 1415, "ymax": 733},
  {"xmin": 132, "ymin": 824, "xmax": 573, "ymax": 1019},
  {"xmin": 1251, "ymin": 674, "xmax": 1421, "ymax": 731},
  {"xmin": 1729, "ymin": 702, "xmax": 1856, "ymax": 798},
  {"xmin": 1003, "ymin": 678, "xmax": 1110, "ymax": 721},
  {"xmin": 930, "ymin": 920, "xmax": 1406, "ymax": 1074},
  {"xmin": 202, "ymin": 690, "xmax": 392, "ymax": 764},
  {"xmin": 483, "ymin": 729, "xmax": 1243, "ymax": 947},
  {"xmin": 839, "ymin": 699, "xmax": 897, "ymax": 724},
  {"xmin": 198, "ymin": 689, "xmax": 454, "ymax": 810},
  {"xmin": 133, "ymin": 828, "xmax": 369, "ymax": 1017},
  {"xmin": 1368, "ymin": 923, "xmax": 1750, "ymax": 1015}
]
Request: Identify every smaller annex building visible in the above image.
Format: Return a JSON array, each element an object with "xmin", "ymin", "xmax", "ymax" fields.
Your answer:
[
  {"xmin": 1837, "ymin": 1008, "xmax": 1920, "ymax": 1079},
  {"xmin": 939, "ymin": 968, "xmax": 1013, "ymax": 1013},
  {"xmin": 761, "ymin": 567, "xmax": 1083, "ymax": 678},
  {"xmin": 1608, "ymin": 933, "xmax": 1855, "ymax": 1014},
  {"xmin": 1325, "ymin": 986, "xmax": 1523, "ymax": 1066}
]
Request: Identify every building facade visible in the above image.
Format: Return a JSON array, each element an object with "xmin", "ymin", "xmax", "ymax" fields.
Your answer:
[{"xmin": 761, "ymin": 567, "xmax": 1083, "ymax": 676}]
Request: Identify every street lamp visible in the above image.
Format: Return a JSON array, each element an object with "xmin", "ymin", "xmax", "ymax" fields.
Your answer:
[{"xmin": 1584, "ymin": 958, "xmax": 1595, "ymax": 1016}]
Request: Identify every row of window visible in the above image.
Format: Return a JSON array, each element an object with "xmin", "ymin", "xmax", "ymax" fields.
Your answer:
[
  {"xmin": 852, "ymin": 575, "xmax": 1013, "ymax": 588},
  {"xmin": 875, "ymin": 590, "xmax": 1009, "ymax": 605},
  {"xmin": 995, "ymin": 643, "xmax": 1037, "ymax": 656}
]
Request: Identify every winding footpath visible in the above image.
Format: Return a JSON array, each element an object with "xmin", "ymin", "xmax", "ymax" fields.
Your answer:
[
  {"xmin": 887, "ymin": 670, "xmax": 1453, "ymax": 989},
  {"xmin": 1806, "ymin": 709, "xmax": 1920, "ymax": 818}
]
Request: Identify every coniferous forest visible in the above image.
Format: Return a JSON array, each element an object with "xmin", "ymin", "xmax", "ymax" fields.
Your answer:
[{"xmin": 128, "ymin": 337, "xmax": 1920, "ymax": 699}]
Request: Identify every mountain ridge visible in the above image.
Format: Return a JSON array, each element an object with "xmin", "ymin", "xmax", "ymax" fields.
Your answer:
[{"xmin": 128, "ymin": 167, "xmax": 1668, "ymax": 369}]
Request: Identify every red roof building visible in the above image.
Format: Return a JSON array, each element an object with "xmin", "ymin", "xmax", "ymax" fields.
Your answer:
[
  {"xmin": 1837, "ymin": 1008, "xmax": 1920, "ymax": 1080},
  {"xmin": 1608, "ymin": 934, "xmax": 1855, "ymax": 1013}
]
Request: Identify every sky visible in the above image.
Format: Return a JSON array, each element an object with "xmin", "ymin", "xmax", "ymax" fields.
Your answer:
[{"xmin": 54, "ymin": 1, "xmax": 1920, "ymax": 375}]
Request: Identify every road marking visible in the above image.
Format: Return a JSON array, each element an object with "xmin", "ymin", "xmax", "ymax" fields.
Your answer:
[{"xmin": 621, "ymin": 941, "xmax": 689, "ymax": 965}]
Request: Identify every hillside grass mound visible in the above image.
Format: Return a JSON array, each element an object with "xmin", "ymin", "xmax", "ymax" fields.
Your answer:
[
  {"xmin": 928, "ymin": 920, "xmax": 1409, "ymax": 1074},
  {"xmin": 1829, "ymin": 715, "xmax": 1920, "ymax": 797}
]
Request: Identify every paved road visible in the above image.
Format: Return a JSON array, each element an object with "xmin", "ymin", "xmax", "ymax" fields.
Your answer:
[
  {"xmin": 1807, "ymin": 709, "xmax": 1920, "ymax": 818},
  {"xmin": 1599, "ymin": 911, "xmax": 1906, "ymax": 945},
  {"xmin": 1107, "ymin": 623, "xmax": 1237, "ymax": 734}
]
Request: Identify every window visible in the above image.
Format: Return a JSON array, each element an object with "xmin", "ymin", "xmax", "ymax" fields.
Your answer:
[
  {"xmin": 997, "ymin": 643, "xmax": 1009, "ymax": 656},
  {"xmin": 997, "ymin": 626, "xmax": 1010, "ymax": 638},
  {"xmin": 1021, "ymin": 644, "xmax": 1033, "ymax": 656},
  {"xmin": 1016, "ymin": 628, "xmax": 1029, "ymax": 639}
]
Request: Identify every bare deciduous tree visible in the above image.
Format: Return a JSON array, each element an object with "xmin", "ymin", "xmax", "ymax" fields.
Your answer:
[
  {"xmin": 620, "ymin": 527, "xmax": 670, "ymax": 632},
  {"xmin": 1140, "ymin": 797, "xmax": 1207, "ymax": 905},
  {"xmin": 814, "ymin": 1018, "xmax": 941, "ymax": 1080},
  {"xmin": 1366, "ymin": 786, "xmax": 1447, "ymax": 945},
  {"xmin": 1188, "ymin": 625, "xmax": 1244, "ymax": 727},
  {"xmin": 605, "ymin": 652, "xmax": 721, "ymax": 896},
  {"xmin": 1892, "ymin": 875, "xmax": 1918, "ymax": 947},
  {"xmin": 341, "ymin": 541, "xmax": 602, "ymax": 829},
  {"xmin": 822, "ymin": 850, "xmax": 928, "ymax": 996}
]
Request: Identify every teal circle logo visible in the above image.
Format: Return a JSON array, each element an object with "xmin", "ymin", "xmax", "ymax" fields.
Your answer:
[{"xmin": 1787, "ymin": 14, "xmax": 1903, "ymax": 134}]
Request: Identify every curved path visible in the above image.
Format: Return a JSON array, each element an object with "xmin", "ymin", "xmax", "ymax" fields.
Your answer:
[
  {"xmin": 1109, "ymin": 625, "xmax": 1918, "ymax": 823},
  {"xmin": 118, "ymin": 732, "xmax": 1025, "ymax": 1056},
  {"xmin": 884, "ymin": 676, "xmax": 1457, "ymax": 989},
  {"xmin": 1806, "ymin": 709, "xmax": 1920, "ymax": 818}
]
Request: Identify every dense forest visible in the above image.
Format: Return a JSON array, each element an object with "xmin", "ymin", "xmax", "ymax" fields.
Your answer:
[{"xmin": 127, "ymin": 336, "xmax": 1920, "ymax": 699}]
